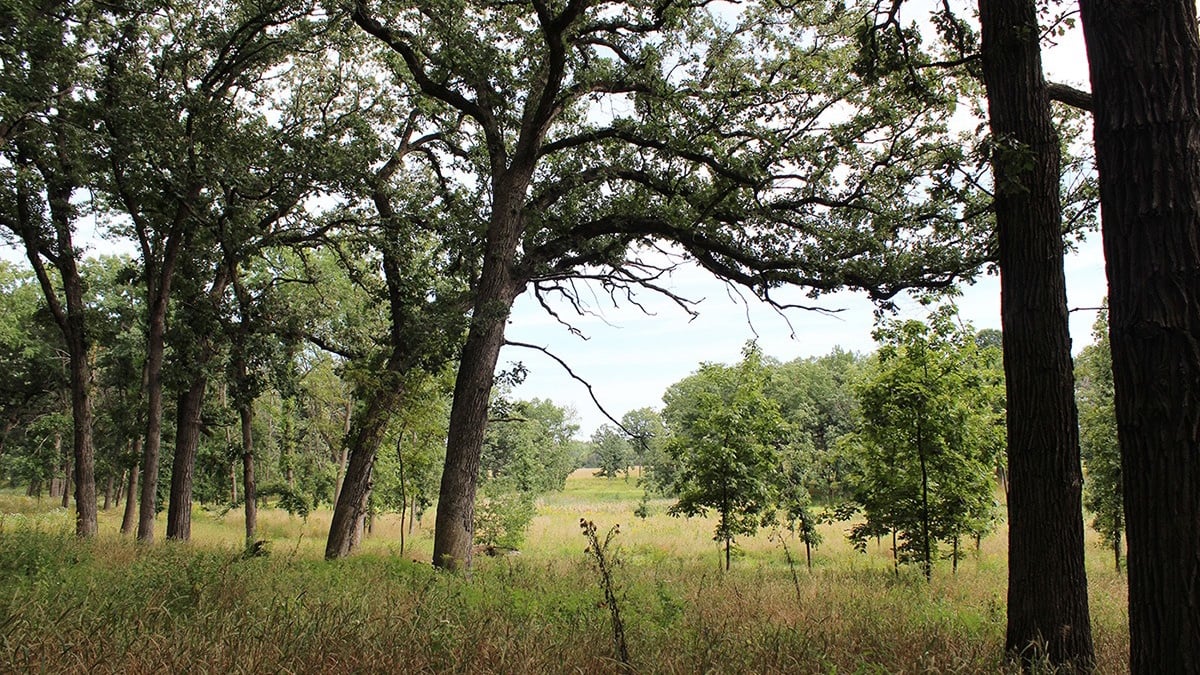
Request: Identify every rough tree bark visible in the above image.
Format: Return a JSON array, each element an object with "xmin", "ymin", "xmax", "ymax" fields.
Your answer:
[
  {"xmin": 166, "ymin": 269, "xmax": 230, "ymax": 541},
  {"xmin": 979, "ymin": 0, "xmax": 1095, "ymax": 668},
  {"xmin": 1078, "ymin": 2, "xmax": 1200, "ymax": 671},
  {"xmin": 166, "ymin": 377, "xmax": 208, "ymax": 540},
  {"xmin": 431, "ymin": 183, "xmax": 527, "ymax": 570},
  {"xmin": 8, "ymin": 144, "xmax": 98, "ymax": 537}
]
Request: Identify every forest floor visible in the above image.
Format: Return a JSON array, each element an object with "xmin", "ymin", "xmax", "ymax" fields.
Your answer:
[{"xmin": 0, "ymin": 470, "xmax": 1129, "ymax": 673}]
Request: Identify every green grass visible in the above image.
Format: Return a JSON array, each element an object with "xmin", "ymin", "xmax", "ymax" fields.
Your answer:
[{"xmin": 0, "ymin": 472, "xmax": 1129, "ymax": 673}]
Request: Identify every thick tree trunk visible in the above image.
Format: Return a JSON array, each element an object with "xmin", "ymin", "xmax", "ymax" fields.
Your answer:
[
  {"xmin": 121, "ymin": 459, "xmax": 139, "ymax": 535},
  {"xmin": 432, "ymin": 183, "xmax": 528, "ymax": 570},
  {"xmin": 325, "ymin": 374, "xmax": 403, "ymax": 559},
  {"xmin": 166, "ymin": 376, "xmax": 207, "ymax": 540},
  {"xmin": 240, "ymin": 403, "xmax": 257, "ymax": 545},
  {"xmin": 979, "ymin": 0, "xmax": 1095, "ymax": 669},
  {"xmin": 431, "ymin": 287, "xmax": 517, "ymax": 570},
  {"xmin": 1078, "ymin": 3, "xmax": 1200, "ymax": 671},
  {"xmin": 166, "ymin": 268, "xmax": 229, "ymax": 541}
]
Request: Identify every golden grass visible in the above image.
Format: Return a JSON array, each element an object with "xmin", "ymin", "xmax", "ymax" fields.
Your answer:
[{"xmin": 0, "ymin": 474, "xmax": 1130, "ymax": 674}]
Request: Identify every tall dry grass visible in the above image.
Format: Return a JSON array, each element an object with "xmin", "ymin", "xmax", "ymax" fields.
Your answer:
[{"xmin": 0, "ymin": 472, "xmax": 1129, "ymax": 673}]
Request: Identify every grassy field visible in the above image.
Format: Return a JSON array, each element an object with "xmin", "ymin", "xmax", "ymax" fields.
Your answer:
[{"xmin": 0, "ymin": 470, "xmax": 1129, "ymax": 673}]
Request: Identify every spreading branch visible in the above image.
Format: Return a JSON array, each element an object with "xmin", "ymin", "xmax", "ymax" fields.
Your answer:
[{"xmin": 504, "ymin": 340, "xmax": 644, "ymax": 442}]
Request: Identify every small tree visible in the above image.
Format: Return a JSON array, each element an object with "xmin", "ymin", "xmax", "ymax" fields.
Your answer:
[
  {"xmin": 664, "ymin": 342, "xmax": 786, "ymax": 570},
  {"xmin": 849, "ymin": 306, "xmax": 1003, "ymax": 580},
  {"xmin": 590, "ymin": 425, "xmax": 631, "ymax": 479}
]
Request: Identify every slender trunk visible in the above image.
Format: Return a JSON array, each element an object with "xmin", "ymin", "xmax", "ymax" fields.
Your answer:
[
  {"xmin": 59, "ymin": 433, "xmax": 70, "ymax": 510},
  {"xmin": 397, "ymin": 433, "xmax": 407, "ymax": 555},
  {"xmin": 891, "ymin": 529, "xmax": 898, "ymax": 576},
  {"xmin": 333, "ymin": 401, "xmax": 351, "ymax": 506},
  {"xmin": 350, "ymin": 484, "xmax": 370, "ymax": 551},
  {"xmin": 916, "ymin": 414, "xmax": 931, "ymax": 582},
  {"xmin": 103, "ymin": 474, "xmax": 114, "ymax": 511},
  {"xmin": 979, "ymin": 0, "xmax": 1095, "ymax": 668},
  {"xmin": 241, "ymin": 402, "xmax": 257, "ymax": 545},
  {"xmin": 115, "ymin": 469, "xmax": 125, "ymax": 508},
  {"xmin": 953, "ymin": 536, "xmax": 960, "ymax": 575},
  {"xmin": 1079, "ymin": 4, "xmax": 1200, "ymax": 670},
  {"xmin": 804, "ymin": 536, "xmax": 811, "ymax": 571},
  {"xmin": 399, "ymin": 498, "xmax": 407, "ymax": 555},
  {"xmin": 121, "ymin": 459, "xmax": 139, "ymax": 535},
  {"xmin": 166, "ymin": 376, "xmax": 207, "ymax": 540},
  {"xmin": 138, "ymin": 293, "xmax": 170, "ymax": 542},
  {"xmin": 325, "ymin": 373, "xmax": 403, "ymax": 559}
]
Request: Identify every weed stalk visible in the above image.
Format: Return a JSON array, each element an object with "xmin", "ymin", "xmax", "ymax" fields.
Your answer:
[
  {"xmin": 771, "ymin": 530, "xmax": 803, "ymax": 605},
  {"xmin": 581, "ymin": 518, "xmax": 631, "ymax": 671}
]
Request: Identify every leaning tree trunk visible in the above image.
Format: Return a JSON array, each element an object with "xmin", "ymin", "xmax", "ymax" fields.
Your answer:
[
  {"xmin": 980, "ymin": 0, "xmax": 1095, "ymax": 668},
  {"xmin": 1078, "ymin": 3, "xmax": 1200, "ymax": 671},
  {"xmin": 166, "ymin": 377, "xmax": 208, "ymax": 541},
  {"xmin": 325, "ymin": 361, "xmax": 405, "ymax": 560},
  {"xmin": 431, "ymin": 275, "xmax": 521, "ymax": 570}
]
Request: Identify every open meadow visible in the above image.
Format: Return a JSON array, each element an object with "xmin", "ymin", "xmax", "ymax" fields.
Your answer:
[{"xmin": 0, "ymin": 470, "xmax": 1129, "ymax": 673}]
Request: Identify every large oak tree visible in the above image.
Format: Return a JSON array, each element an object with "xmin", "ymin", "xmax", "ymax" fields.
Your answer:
[
  {"xmin": 0, "ymin": 0, "xmax": 102, "ymax": 536},
  {"xmin": 352, "ymin": 0, "xmax": 993, "ymax": 570}
]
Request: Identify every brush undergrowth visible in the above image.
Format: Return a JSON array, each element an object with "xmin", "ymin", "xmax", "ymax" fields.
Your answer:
[{"xmin": 0, "ymin": 474, "xmax": 1129, "ymax": 673}]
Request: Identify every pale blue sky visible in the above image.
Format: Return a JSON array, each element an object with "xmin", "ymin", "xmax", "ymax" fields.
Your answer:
[{"xmin": 504, "ymin": 235, "xmax": 1109, "ymax": 436}]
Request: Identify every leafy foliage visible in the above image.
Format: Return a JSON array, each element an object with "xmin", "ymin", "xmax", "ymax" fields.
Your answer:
[
  {"xmin": 846, "ymin": 306, "xmax": 1003, "ymax": 578},
  {"xmin": 589, "ymin": 425, "xmax": 632, "ymax": 479},
  {"xmin": 664, "ymin": 342, "xmax": 787, "ymax": 569},
  {"xmin": 1075, "ymin": 305, "xmax": 1122, "ymax": 571}
]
